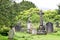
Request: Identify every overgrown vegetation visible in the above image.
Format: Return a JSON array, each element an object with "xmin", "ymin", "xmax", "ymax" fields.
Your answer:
[{"xmin": 0, "ymin": 0, "xmax": 60, "ymax": 40}]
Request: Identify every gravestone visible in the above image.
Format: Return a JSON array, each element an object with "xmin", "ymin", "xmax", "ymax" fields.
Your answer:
[
  {"xmin": 37, "ymin": 10, "xmax": 47, "ymax": 35},
  {"xmin": 15, "ymin": 22, "xmax": 22, "ymax": 31},
  {"xmin": 39, "ymin": 10, "xmax": 45, "ymax": 30},
  {"xmin": 8, "ymin": 26, "xmax": 15, "ymax": 40},
  {"xmin": 15, "ymin": 25, "xmax": 22, "ymax": 31},
  {"xmin": 27, "ymin": 20, "xmax": 32, "ymax": 33},
  {"xmin": 46, "ymin": 22, "xmax": 53, "ymax": 33}
]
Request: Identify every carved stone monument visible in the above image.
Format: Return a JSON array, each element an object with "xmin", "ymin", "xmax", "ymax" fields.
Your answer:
[{"xmin": 37, "ymin": 10, "xmax": 47, "ymax": 35}]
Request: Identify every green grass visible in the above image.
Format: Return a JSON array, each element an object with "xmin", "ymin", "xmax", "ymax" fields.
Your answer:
[
  {"xmin": 0, "ymin": 35, "xmax": 8, "ymax": 40},
  {"xmin": 14, "ymin": 31, "xmax": 60, "ymax": 40},
  {"xmin": 1, "ymin": 31, "xmax": 60, "ymax": 40}
]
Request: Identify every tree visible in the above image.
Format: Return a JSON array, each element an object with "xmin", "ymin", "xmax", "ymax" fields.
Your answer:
[
  {"xmin": 19, "ymin": 1, "xmax": 36, "ymax": 12},
  {"xmin": 54, "ymin": 4, "xmax": 60, "ymax": 22},
  {"xmin": 0, "ymin": 0, "xmax": 12, "ymax": 26},
  {"xmin": 0, "ymin": 0, "xmax": 36, "ymax": 34},
  {"xmin": 43, "ymin": 10, "xmax": 57, "ymax": 22},
  {"xmin": 18, "ymin": 8, "xmax": 39, "ymax": 23}
]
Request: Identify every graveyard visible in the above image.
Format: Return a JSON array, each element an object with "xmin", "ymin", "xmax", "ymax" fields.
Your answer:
[
  {"xmin": 0, "ymin": 0, "xmax": 60, "ymax": 40},
  {"xmin": 1, "ymin": 26, "xmax": 60, "ymax": 40}
]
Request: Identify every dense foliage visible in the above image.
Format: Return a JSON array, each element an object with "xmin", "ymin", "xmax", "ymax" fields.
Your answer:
[
  {"xmin": 18, "ymin": 8, "xmax": 39, "ymax": 23},
  {"xmin": 19, "ymin": 0, "xmax": 36, "ymax": 12},
  {"xmin": 0, "ymin": 0, "xmax": 36, "ymax": 35},
  {"xmin": 43, "ymin": 10, "xmax": 58, "ymax": 22},
  {"xmin": 0, "ymin": 0, "xmax": 36, "ymax": 26}
]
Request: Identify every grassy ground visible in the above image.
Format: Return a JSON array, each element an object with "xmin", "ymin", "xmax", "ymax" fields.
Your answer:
[
  {"xmin": 0, "ymin": 35, "xmax": 8, "ymax": 40},
  {"xmin": 1, "ymin": 31, "xmax": 60, "ymax": 40},
  {"xmin": 0, "ymin": 26, "xmax": 60, "ymax": 40},
  {"xmin": 14, "ymin": 28, "xmax": 60, "ymax": 40},
  {"xmin": 14, "ymin": 31, "xmax": 60, "ymax": 40}
]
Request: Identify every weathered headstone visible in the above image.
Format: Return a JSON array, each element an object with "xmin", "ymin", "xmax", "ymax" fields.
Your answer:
[
  {"xmin": 8, "ymin": 26, "xmax": 15, "ymax": 40},
  {"xmin": 46, "ymin": 22, "xmax": 53, "ymax": 33},
  {"xmin": 15, "ymin": 23, "xmax": 22, "ymax": 31},
  {"xmin": 15, "ymin": 25, "xmax": 21, "ymax": 31},
  {"xmin": 27, "ymin": 20, "xmax": 32, "ymax": 33}
]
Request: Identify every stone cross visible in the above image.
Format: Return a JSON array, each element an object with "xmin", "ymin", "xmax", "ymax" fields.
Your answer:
[
  {"xmin": 39, "ymin": 10, "xmax": 44, "ymax": 30},
  {"xmin": 37, "ymin": 10, "xmax": 47, "ymax": 35}
]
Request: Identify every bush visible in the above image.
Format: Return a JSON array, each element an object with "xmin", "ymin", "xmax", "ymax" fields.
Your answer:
[{"xmin": 0, "ymin": 26, "xmax": 10, "ymax": 36}]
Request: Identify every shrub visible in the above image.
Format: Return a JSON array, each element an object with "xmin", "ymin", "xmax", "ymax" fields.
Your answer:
[{"xmin": 0, "ymin": 26, "xmax": 10, "ymax": 36}]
